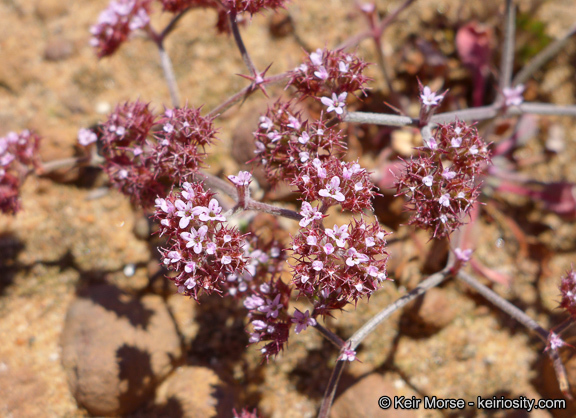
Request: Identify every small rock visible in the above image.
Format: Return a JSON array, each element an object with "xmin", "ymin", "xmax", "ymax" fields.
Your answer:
[
  {"xmin": 44, "ymin": 37, "xmax": 74, "ymax": 61},
  {"xmin": 151, "ymin": 366, "xmax": 235, "ymax": 417},
  {"xmin": 405, "ymin": 287, "xmax": 457, "ymax": 331},
  {"xmin": 331, "ymin": 373, "xmax": 418, "ymax": 418},
  {"xmin": 61, "ymin": 285, "xmax": 182, "ymax": 416}
]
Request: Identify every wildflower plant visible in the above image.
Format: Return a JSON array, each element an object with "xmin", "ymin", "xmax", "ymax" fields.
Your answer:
[{"xmin": 4, "ymin": 0, "xmax": 576, "ymax": 416}]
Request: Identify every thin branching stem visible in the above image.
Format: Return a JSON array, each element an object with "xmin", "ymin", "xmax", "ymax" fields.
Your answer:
[
  {"xmin": 457, "ymin": 270, "xmax": 548, "ymax": 341},
  {"xmin": 346, "ymin": 102, "xmax": 576, "ymax": 128},
  {"xmin": 196, "ymin": 171, "xmax": 302, "ymax": 222},
  {"xmin": 457, "ymin": 270, "xmax": 571, "ymax": 398},
  {"xmin": 499, "ymin": 0, "xmax": 516, "ymax": 92},
  {"xmin": 348, "ymin": 267, "xmax": 454, "ymax": 350},
  {"xmin": 313, "ymin": 322, "xmax": 346, "ymax": 349},
  {"xmin": 147, "ymin": 26, "xmax": 181, "ymax": 107},
  {"xmin": 344, "ymin": 111, "xmax": 414, "ymax": 126},
  {"xmin": 207, "ymin": 73, "xmax": 290, "ymax": 117},
  {"xmin": 157, "ymin": 45, "xmax": 181, "ymax": 107},
  {"xmin": 160, "ymin": 8, "xmax": 191, "ymax": 40},
  {"xmin": 318, "ymin": 361, "xmax": 345, "ymax": 418},
  {"xmin": 229, "ymin": 10, "xmax": 259, "ymax": 79}
]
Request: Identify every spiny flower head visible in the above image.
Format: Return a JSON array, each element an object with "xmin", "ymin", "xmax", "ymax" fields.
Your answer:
[
  {"xmin": 155, "ymin": 182, "xmax": 248, "ymax": 300},
  {"xmin": 395, "ymin": 121, "xmax": 491, "ymax": 238},
  {"xmin": 292, "ymin": 157, "xmax": 376, "ymax": 213},
  {"xmin": 251, "ymin": 100, "xmax": 346, "ymax": 186},
  {"xmin": 99, "ymin": 100, "xmax": 162, "ymax": 207},
  {"xmin": 90, "ymin": 0, "xmax": 151, "ymax": 58},
  {"xmin": 290, "ymin": 217, "xmax": 389, "ymax": 315},
  {"xmin": 287, "ymin": 48, "xmax": 370, "ymax": 105},
  {"xmin": 152, "ymin": 105, "xmax": 217, "ymax": 179},
  {"xmin": 99, "ymin": 101, "xmax": 217, "ymax": 208},
  {"xmin": 0, "ymin": 130, "xmax": 41, "ymax": 214}
]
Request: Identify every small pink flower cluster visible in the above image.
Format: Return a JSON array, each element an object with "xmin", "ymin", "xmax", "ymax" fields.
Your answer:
[
  {"xmin": 90, "ymin": 0, "xmax": 151, "ymax": 58},
  {"xmin": 251, "ymin": 100, "xmax": 346, "ymax": 186},
  {"xmin": 155, "ymin": 182, "xmax": 248, "ymax": 300},
  {"xmin": 243, "ymin": 278, "xmax": 292, "ymax": 360},
  {"xmin": 287, "ymin": 48, "xmax": 370, "ymax": 117},
  {"xmin": 395, "ymin": 121, "xmax": 491, "ymax": 238},
  {"xmin": 559, "ymin": 268, "xmax": 576, "ymax": 318},
  {"xmin": 290, "ymin": 217, "xmax": 389, "ymax": 315},
  {"xmin": 99, "ymin": 100, "xmax": 217, "ymax": 208},
  {"xmin": 292, "ymin": 159, "xmax": 376, "ymax": 212},
  {"xmin": 0, "ymin": 130, "xmax": 41, "ymax": 214}
]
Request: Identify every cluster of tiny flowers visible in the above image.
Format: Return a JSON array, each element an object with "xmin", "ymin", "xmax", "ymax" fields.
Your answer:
[
  {"xmin": 155, "ymin": 182, "xmax": 248, "ymax": 300},
  {"xmin": 290, "ymin": 217, "xmax": 389, "ymax": 314},
  {"xmin": 395, "ymin": 121, "xmax": 491, "ymax": 238},
  {"xmin": 223, "ymin": 236, "xmax": 285, "ymax": 297},
  {"xmin": 287, "ymin": 48, "xmax": 370, "ymax": 116},
  {"xmin": 244, "ymin": 278, "xmax": 292, "ymax": 360},
  {"xmin": 559, "ymin": 268, "xmax": 576, "ymax": 318},
  {"xmin": 292, "ymin": 158, "xmax": 376, "ymax": 213},
  {"xmin": 0, "ymin": 130, "xmax": 41, "ymax": 214},
  {"xmin": 99, "ymin": 100, "xmax": 217, "ymax": 208},
  {"xmin": 90, "ymin": 0, "xmax": 151, "ymax": 58},
  {"xmin": 251, "ymin": 100, "xmax": 346, "ymax": 186}
]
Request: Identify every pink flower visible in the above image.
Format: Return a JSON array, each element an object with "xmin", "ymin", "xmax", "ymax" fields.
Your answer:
[
  {"xmin": 545, "ymin": 332, "xmax": 567, "ymax": 352},
  {"xmin": 422, "ymin": 175, "xmax": 434, "ymax": 187},
  {"xmin": 291, "ymin": 309, "xmax": 317, "ymax": 334},
  {"xmin": 325, "ymin": 224, "xmax": 349, "ymax": 247},
  {"xmin": 439, "ymin": 194, "xmax": 450, "ymax": 207},
  {"xmin": 320, "ymin": 92, "xmax": 348, "ymax": 115},
  {"xmin": 78, "ymin": 128, "xmax": 97, "ymax": 146},
  {"xmin": 441, "ymin": 168, "xmax": 456, "ymax": 180},
  {"xmin": 197, "ymin": 199, "xmax": 226, "ymax": 222},
  {"xmin": 339, "ymin": 346, "xmax": 357, "ymax": 362},
  {"xmin": 299, "ymin": 202, "xmax": 323, "ymax": 227},
  {"xmin": 454, "ymin": 247, "xmax": 473, "ymax": 262},
  {"xmin": 298, "ymin": 132, "xmax": 310, "ymax": 145},
  {"xmin": 175, "ymin": 199, "xmax": 196, "ymax": 228},
  {"xmin": 181, "ymin": 225, "xmax": 208, "ymax": 254},
  {"xmin": 420, "ymin": 86, "xmax": 443, "ymax": 106},
  {"xmin": 346, "ymin": 247, "xmax": 369, "ymax": 267},
  {"xmin": 258, "ymin": 294, "xmax": 282, "ymax": 318},
  {"xmin": 503, "ymin": 84, "xmax": 525, "ymax": 107},
  {"xmin": 228, "ymin": 171, "xmax": 252, "ymax": 186},
  {"xmin": 310, "ymin": 49, "xmax": 323, "ymax": 65},
  {"xmin": 312, "ymin": 260, "xmax": 324, "ymax": 271},
  {"xmin": 314, "ymin": 66, "xmax": 329, "ymax": 80},
  {"xmin": 319, "ymin": 176, "xmax": 345, "ymax": 202},
  {"xmin": 164, "ymin": 250, "xmax": 181, "ymax": 264}
]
